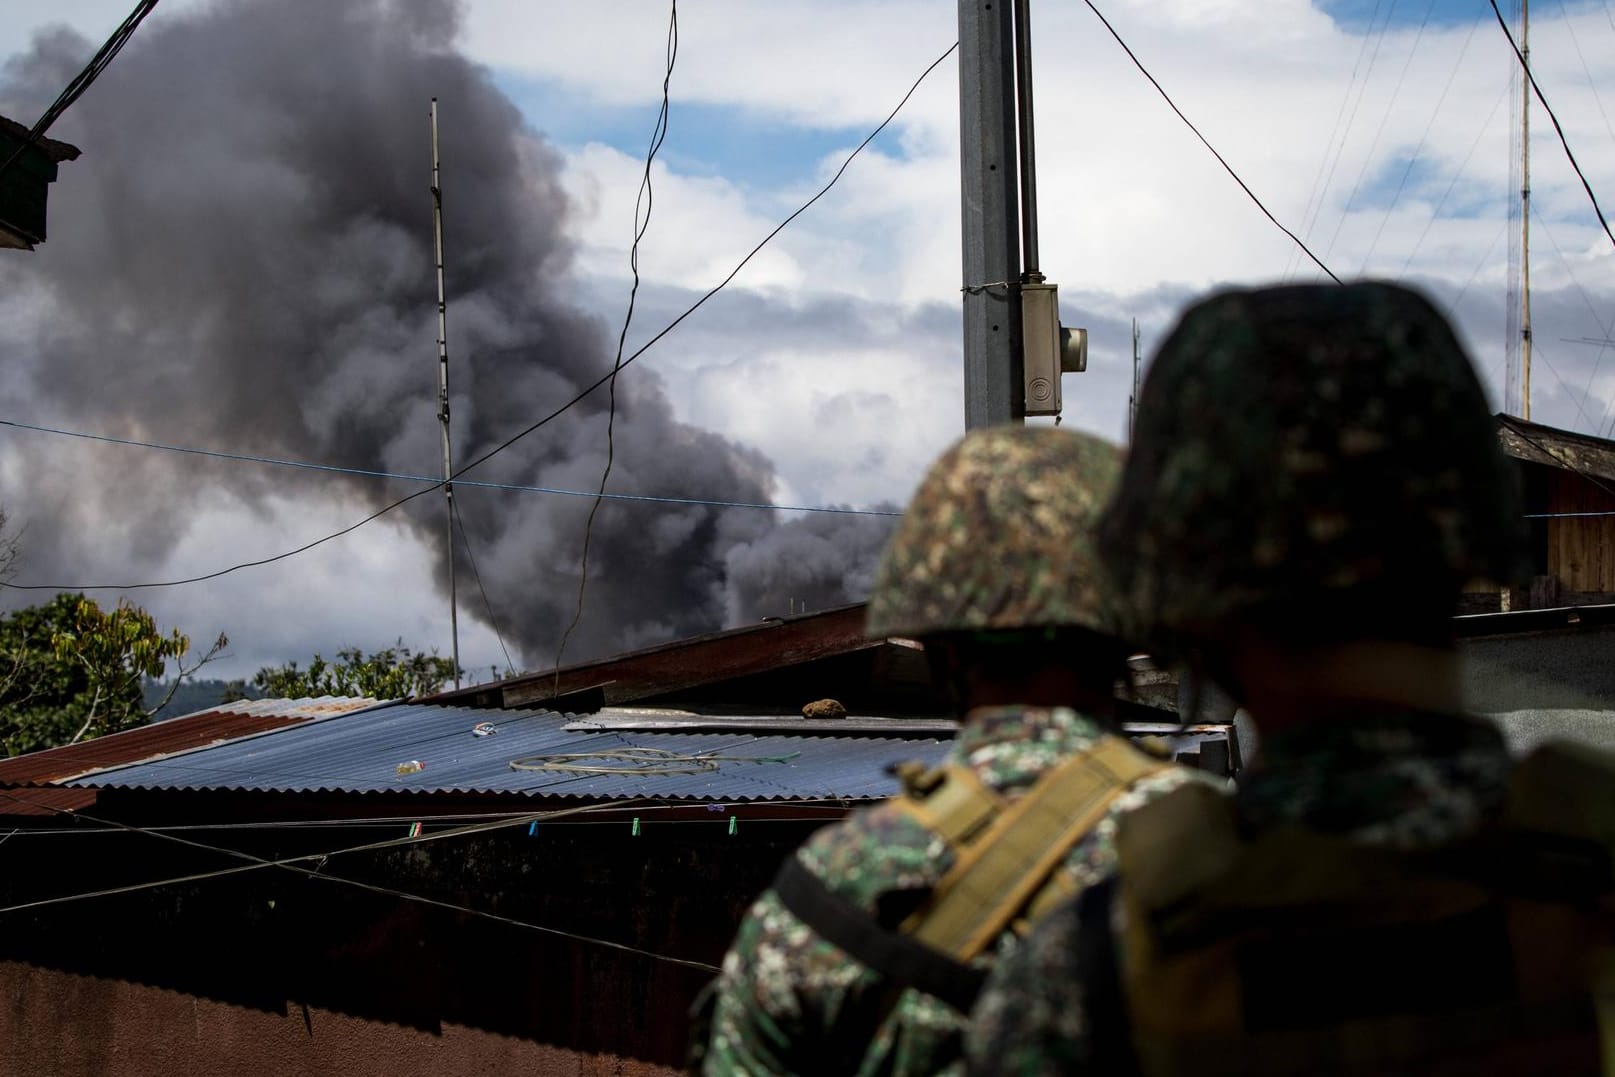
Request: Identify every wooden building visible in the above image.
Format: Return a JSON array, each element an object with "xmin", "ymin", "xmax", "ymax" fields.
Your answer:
[
  {"xmin": 0, "ymin": 115, "xmax": 80, "ymax": 251},
  {"xmin": 1493, "ymin": 416, "xmax": 1615, "ymax": 610}
]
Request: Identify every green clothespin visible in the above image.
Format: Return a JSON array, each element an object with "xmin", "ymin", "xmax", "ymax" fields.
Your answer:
[
  {"xmin": 728, "ymin": 815, "xmax": 737, "ymax": 836},
  {"xmin": 631, "ymin": 816, "xmax": 641, "ymax": 837}
]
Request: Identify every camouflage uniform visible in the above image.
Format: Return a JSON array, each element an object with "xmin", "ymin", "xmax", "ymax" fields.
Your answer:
[
  {"xmin": 699, "ymin": 427, "xmax": 1205, "ymax": 1076},
  {"xmin": 965, "ymin": 283, "xmax": 1552, "ymax": 1075}
]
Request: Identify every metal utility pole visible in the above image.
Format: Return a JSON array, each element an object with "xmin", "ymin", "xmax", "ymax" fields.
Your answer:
[
  {"xmin": 430, "ymin": 98, "xmax": 462, "ymax": 690},
  {"xmin": 958, "ymin": 0, "xmax": 1023, "ymax": 429},
  {"xmin": 1520, "ymin": 0, "xmax": 1533, "ymax": 421}
]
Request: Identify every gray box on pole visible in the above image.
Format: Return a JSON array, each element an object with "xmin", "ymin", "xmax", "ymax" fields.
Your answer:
[{"xmin": 958, "ymin": 0, "xmax": 1023, "ymax": 430}]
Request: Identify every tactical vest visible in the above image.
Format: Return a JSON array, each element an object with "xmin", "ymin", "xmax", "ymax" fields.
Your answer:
[
  {"xmin": 773, "ymin": 734, "xmax": 1173, "ymax": 1012},
  {"xmin": 1104, "ymin": 740, "xmax": 1615, "ymax": 1077}
]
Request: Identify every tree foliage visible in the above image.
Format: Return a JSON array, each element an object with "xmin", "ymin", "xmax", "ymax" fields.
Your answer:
[
  {"xmin": 252, "ymin": 643, "xmax": 458, "ymax": 700},
  {"xmin": 0, "ymin": 593, "xmax": 225, "ymax": 757}
]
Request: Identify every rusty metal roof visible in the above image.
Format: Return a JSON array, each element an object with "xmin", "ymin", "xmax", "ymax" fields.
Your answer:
[
  {"xmin": 0, "ymin": 696, "xmax": 383, "ymax": 787},
  {"xmin": 429, "ymin": 603, "xmax": 889, "ymax": 712}
]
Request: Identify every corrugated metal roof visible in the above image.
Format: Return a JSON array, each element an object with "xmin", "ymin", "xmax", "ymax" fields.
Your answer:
[
  {"xmin": 0, "ymin": 786, "xmax": 96, "ymax": 817},
  {"xmin": 0, "ymin": 696, "xmax": 383, "ymax": 787},
  {"xmin": 69, "ymin": 702, "xmax": 949, "ymax": 803}
]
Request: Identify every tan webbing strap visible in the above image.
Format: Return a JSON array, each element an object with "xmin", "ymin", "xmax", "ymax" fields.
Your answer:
[
  {"xmin": 904, "ymin": 735, "xmax": 1170, "ymax": 961},
  {"xmin": 892, "ymin": 762, "xmax": 1005, "ymax": 848}
]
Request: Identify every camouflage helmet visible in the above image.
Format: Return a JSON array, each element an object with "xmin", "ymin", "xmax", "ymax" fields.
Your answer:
[
  {"xmin": 865, "ymin": 425, "xmax": 1123, "ymax": 639},
  {"xmin": 1099, "ymin": 281, "xmax": 1526, "ymax": 652}
]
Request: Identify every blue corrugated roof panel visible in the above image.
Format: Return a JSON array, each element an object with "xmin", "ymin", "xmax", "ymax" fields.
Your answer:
[{"xmin": 68, "ymin": 703, "xmax": 950, "ymax": 803}]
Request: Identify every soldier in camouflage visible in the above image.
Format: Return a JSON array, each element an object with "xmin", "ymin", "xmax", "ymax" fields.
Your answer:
[
  {"xmin": 696, "ymin": 426, "xmax": 1205, "ymax": 1076},
  {"xmin": 968, "ymin": 283, "xmax": 1614, "ymax": 1075}
]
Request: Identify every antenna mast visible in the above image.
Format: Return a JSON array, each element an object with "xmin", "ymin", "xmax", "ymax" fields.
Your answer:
[
  {"xmin": 431, "ymin": 98, "xmax": 462, "ymax": 689},
  {"xmin": 1520, "ymin": 0, "xmax": 1533, "ymax": 420},
  {"xmin": 1129, "ymin": 318, "xmax": 1140, "ymax": 440}
]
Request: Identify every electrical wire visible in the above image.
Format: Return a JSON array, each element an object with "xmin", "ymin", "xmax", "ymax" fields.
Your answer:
[
  {"xmin": 1320, "ymin": 0, "xmax": 1416, "ymax": 270},
  {"xmin": 0, "ymin": 0, "xmax": 159, "ymax": 184},
  {"xmin": 2, "ymin": 41, "xmax": 951, "ymax": 595},
  {"xmin": 553, "ymin": 0, "xmax": 678, "ymax": 689},
  {"xmin": 1359, "ymin": 0, "xmax": 1479, "ymax": 273},
  {"xmin": 1488, "ymin": 0, "xmax": 1615, "ymax": 253},
  {"xmin": 0, "ymin": 788, "xmax": 721, "ymax": 973},
  {"xmin": 1077, "ymin": 0, "xmax": 1341, "ymax": 283},
  {"xmin": 1528, "ymin": 208, "xmax": 1615, "ymax": 435},
  {"xmin": 0, "ymin": 418, "xmax": 900, "ymax": 524},
  {"xmin": 1398, "ymin": 84, "xmax": 1510, "ymax": 278},
  {"xmin": 1556, "ymin": 0, "xmax": 1615, "ymax": 156},
  {"xmin": 452, "ymin": 499, "xmax": 516, "ymax": 677},
  {"xmin": 1286, "ymin": 0, "xmax": 1387, "ymax": 282},
  {"xmin": 1533, "ymin": 344, "xmax": 1602, "ymax": 431}
]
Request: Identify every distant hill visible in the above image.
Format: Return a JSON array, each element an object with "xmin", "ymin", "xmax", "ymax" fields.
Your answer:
[{"xmin": 142, "ymin": 678, "xmax": 263, "ymax": 722}]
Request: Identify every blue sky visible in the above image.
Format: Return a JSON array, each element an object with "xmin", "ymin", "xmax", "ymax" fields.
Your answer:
[
  {"xmin": 493, "ymin": 72, "xmax": 880, "ymax": 188},
  {"xmin": 1322, "ymin": 0, "xmax": 1517, "ymax": 33}
]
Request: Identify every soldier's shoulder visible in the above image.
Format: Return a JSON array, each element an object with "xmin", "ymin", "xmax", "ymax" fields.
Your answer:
[{"xmin": 798, "ymin": 801, "xmax": 947, "ymax": 909}]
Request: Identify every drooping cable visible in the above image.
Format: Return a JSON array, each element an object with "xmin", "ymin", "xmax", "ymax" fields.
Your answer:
[
  {"xmin": 452, "ymin": 498, "xmax": 516, "ymax": 677},
  {"xmin": 4, "ymin": 41, "xmax": 953, "ymax": 594},
  {"xmin": 1077, "ymin": 0, "xmax": 1341, "ymax": 283},
  {"xmin": 552, "ymin": 0, "xmax": 678, "ymax": 690},
  {"xmin": 1285, "ymin": 0, "xmax": 1388, "ymax": 281},
  {"xmin": 1488, "ymin": 0, "xmax": 1615, "ymax": 252},
  {"xmin": 0, "ymin": 788, "xmax": 720, "ymax": 973},
  {"xmin": 0, "ymin": 0, "xmax": 160, "ymax": 183}
]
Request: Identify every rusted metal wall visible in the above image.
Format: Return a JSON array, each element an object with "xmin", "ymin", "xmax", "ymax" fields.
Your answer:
[{"xmin": 0, "ymin": 963, "xmax": 675, "ymax": 1077}]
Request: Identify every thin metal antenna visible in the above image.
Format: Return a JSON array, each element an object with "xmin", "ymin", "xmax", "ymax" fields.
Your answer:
[
  {"xmin": 1130, "ymin": 318, "xmax": 1140, "ymax": 440},
  {"xmin": 431, "ymin": 98, "xmax": 462, "ymax": 689}
]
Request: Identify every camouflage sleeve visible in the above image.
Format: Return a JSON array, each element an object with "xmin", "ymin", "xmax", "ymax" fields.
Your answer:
[
  {"xmin": 701, "ymin": 888, "xmax": 874, "ymax": 1076},
  {"xmin": 963, "ymin": 900, "xmax": 1093, "ymax": 1076}
]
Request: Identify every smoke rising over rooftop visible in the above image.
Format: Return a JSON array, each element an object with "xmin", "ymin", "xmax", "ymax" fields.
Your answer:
[{"xmin": 0, "ymin": 0, "xmax": 893, "ymax": 669}]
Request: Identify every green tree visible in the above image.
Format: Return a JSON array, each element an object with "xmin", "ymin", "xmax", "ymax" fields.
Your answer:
[
  {"xmin": 252, "ymin": 642, "xmax": 458, "ymax": 700},
  {"xmin": 0, "ymin": 593, "xmax": 227, "ymax": 756}
]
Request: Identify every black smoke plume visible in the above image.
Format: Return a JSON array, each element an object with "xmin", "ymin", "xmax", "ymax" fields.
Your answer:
[{"xmin": 0, "ymin": 0, "xmax": 893, "ymax": 667}]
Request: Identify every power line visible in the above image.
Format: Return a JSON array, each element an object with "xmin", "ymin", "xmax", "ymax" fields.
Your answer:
[
  {"xmin": 1077, "ymin": 0, "xmax": 1341, "ymax": 283},
  {"xmin": 0, "ymin": 788, "xmax": 720, "ymax": 973},
  {"xmin": 2, "ymin": 41, "xmax": 950, "ymax": 595},
  {"xmin": 451, "ymin": 499, "xmax": 515, "ymax": 677},
  {"xmin": 1361, "ymin": 1, "xmax": 1481, "ymax": 272},
  {"xmin": 1488, "ymin": 0, "xmax": 1615, "ymax": 253},
  {"xmin": 1527, "ymin": 208, "xmax": 1615, "ymax": 434},
  {"xmin": 1398, "ymin": 84, "xmax": 1510, "ymax": 278},
  {"xmin": 554, "ymin": 0, "xmax": 679, "ymax": 687},
  {"xmin": 0, "ymin": 417, "xmax": 898, "ymax": 518},
  {"xmin": 1286, "ymin": 0, "xmax": 1388, "ymax": 282},
  {"xmin": 1321, "ymin": 0, "xmax": 1416, "ymax": 270},
  {"xmin": 0, "ymin": 418, "xmax": 901, "ymax": 592},
  {"xmin": 0, "ymin": 0, "xmax": 159, "ymax": 184}
]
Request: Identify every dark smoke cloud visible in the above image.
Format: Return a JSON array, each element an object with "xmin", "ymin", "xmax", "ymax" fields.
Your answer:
[
  {"xmin": 0, "ymin": 0, "xmax": 894, "ymax": 665},
  {"xmin": 722, "ymin": 507, "xmax": 900, "ymax": 625}
]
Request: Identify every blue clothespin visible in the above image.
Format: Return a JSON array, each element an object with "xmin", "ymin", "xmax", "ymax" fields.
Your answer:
[{"xmin": 528, "ymin": 820, "xmax": 538, "ymax": 837}]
